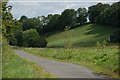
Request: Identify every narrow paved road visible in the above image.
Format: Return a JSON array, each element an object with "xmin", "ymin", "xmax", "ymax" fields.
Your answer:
[{"xmin": 14, "ymin": 50, "xmax": 106, "ymax": 78}]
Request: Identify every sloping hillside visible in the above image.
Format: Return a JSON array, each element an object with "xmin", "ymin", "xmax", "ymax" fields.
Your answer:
[{"xmin": 47, "ymin": 23, "xmax": 118, "ymax": 47}]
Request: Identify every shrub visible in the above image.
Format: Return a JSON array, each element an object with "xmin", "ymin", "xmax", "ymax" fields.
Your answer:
[
  {"xmin": 22, "ymin": 29, "xmax": 47, "ymax": 47},
  {"xmin": 30, "ymin": 36, "xmax": 47, "ymax": 47}
]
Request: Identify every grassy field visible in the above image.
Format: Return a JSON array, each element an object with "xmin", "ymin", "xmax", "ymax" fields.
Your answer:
[
  {"xmin": 3, "ymin": 23, "xmax": 119, "ymax": 78},
  {"xmin": 47, "ymin": 23, "xmax": 118, "ymax": 47},
  {"xmin": 22, "ymin": 23, "xmax": 119, "ymax": 78},
  {"xmin": 23, "ymin": 47, "xmax": 119, "ymax": 78},
  {"xmin": 2, "ymin": 38, "xmax": 53, "ymax": 78}
]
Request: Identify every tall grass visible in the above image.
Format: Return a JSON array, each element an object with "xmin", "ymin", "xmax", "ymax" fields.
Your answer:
[
  {"xmin": 2, "ymin": 38, "xmax": 53, "ymax": 78},
  {"xmin": 23, "ymin": 46, "xmax": 119, "ymax": 78}
]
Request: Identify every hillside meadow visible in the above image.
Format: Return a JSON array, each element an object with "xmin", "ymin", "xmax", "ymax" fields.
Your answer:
[
  {"xmin": 47, "ymin": 24, "xmax": 119, "ymax": 47},
  {"xmin": 22, "ymin": 24, "xmax": 120, "ymax": 78}
]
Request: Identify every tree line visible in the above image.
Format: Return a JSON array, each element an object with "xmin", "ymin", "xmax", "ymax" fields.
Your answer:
[
  {"xmin": 20, "ymin": 7, "xmax": 88, "ymax": 35},
  {"xmin": 2, "ymin": 1, "xmax": 120, "ymax": 47},
  {"xmin": 88, "ymin": 2, "xmax": 120, "ymax": 26},
  {"xmin": 88, "ymin": 2, "xmax": 120, "ymax": 43}
]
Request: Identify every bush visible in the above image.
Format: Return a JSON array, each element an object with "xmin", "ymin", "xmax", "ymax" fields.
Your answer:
[
  {"xmin": 30, "ymin": 36, "xmax": 47, "ymax": 47},
  {"xmin": 22, "ymin": 29, "xmax": 47, "ymax": 47}
]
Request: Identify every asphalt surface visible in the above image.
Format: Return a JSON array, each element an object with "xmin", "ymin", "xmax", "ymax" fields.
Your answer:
[{"xmin": 14, "ymin": 50, "xmax": 106, "ymax": 78}]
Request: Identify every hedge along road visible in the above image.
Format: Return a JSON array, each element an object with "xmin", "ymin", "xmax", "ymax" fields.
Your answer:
[{"xmin": 14, "ymin": 50, "xmax": 107, "ymax": 78}]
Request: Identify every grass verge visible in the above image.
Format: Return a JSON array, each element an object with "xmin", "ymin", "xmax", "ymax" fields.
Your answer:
[{"xmin": 2, "ymin": 38, "xmax": 54, "ymax": 78}]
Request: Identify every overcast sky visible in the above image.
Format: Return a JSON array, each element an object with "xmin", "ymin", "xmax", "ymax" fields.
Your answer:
[{"xmin": 8, "ymin": 0, "xmax": 119, "ymax": 20}]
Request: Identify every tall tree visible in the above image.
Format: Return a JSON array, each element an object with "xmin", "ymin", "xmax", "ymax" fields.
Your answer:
[
  {"xmin": 58, "ymin": 9, "xmax": 76, "ymax": 30},
  {"xmin": 39, "ymin": 15, "xmax": 49, "ymax": 26},
  {"xmin": 2, "ymin": 2, "xmax": 13, "ymax": 38},
  {"xmin": 95, "ymin": 2, "xmax": 120, "ymax": 26},
  {"xmin": 42, "ymin": 14, "xmax": 60, "ymax": 34},
  {"xmin": 21, "ymin": 17, "xmax": 43, "ymax": 31},
  {"xmin": 19, "ymin": 15, "xmax": 28, "ymax": 23},
  {"xmin": 88, "ymin": 3, "xmax": 110, "ymax": 23},
  {"xmin": 76, "ymin": 8, "xmax": 88, "ymax": 25},
  {"xmin": 2, "ymin": 2, "xmax": 23, "ymax": 46}
]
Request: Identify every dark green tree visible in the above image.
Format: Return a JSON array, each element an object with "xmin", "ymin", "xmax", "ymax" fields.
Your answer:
[
  {"xmin": 21, "ymin": 17, "xmax": 43, "ymax": 32},
  {"xmin": 58, "ymin": 9, "xmax": 76, "ymax": 30},
  {"xmin": 88, "ymin": 3, "xmax": 110, "ymax": 23},
  {"xmin": 2, "ymin": 2, "xmax": 22, "ymax": 45},
  {"xmin": 95, "ymin": 2, "xmax": 120, "ymax": 26},
  {"xmin": 9, "ymin": 19, "xmax": 23, "ymax": 46},
  {"xmin": 19, "ymin": 15, "xmax": 28, "ymax": 23},
  {"xmin": 76, "ymin": 8, "xmax": 88, "ymax": 25},
  {"xmin": 14, "ymin": 30, "xmax": 23, "ymax": 46},
  {"xmin": 42, "ymin": 14, "xmax": 60, "ymax": 34},
  {"xmin": 39, "ymin": 15, "xmax": 49, "ymax": 26}
]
